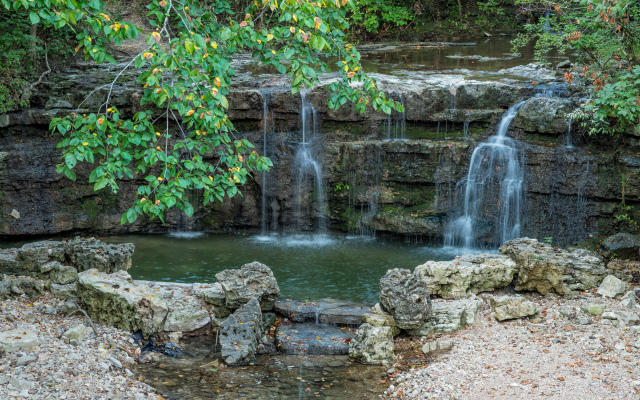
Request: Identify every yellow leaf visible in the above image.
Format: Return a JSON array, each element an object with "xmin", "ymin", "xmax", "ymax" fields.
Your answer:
[
  {"xmin": 186, "ymin": 110, "xmax": 195, "ymax": 116},
  {"xmin": 152, "ymin": 32, "xmax": 161, "ymax": 42},
  {"xmin": 267, "ymin": 33, "xmax": 274, "ymax": 41},
  {"xmin": 314, "ymin": 17, "xmax": 321, "ymax": 30}
]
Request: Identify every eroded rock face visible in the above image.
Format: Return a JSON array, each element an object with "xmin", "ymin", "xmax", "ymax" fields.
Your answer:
[
  {"xmin": 406, "ymin": 297, "xmax": 484, "ymax": 336},
  {"xmin": 220, "ymin": 297, "xmax": 262, "ymax": 365},
  {"xmin": 0, "ymin": 276, "xmax": 45, "ymax": 300},
  {"xmin": 362, "ymin": 311, "xmax": 400, "ymax": 336},
  {"xmin": 64, "ymin": 237, "xmax": 134, "ymax": 273},
  {"xmin": 489, "ymin": 295, "xmax": 540, "ymax": 321},
  {"xmin": 379, "ymin": 268, "xmax": 431, "ymax": 330},
  {"xmin": 143, "ymin": 283, "xmax": 212, "ymax": 333},
  {"xmin": 514, "ymin": 97, "xmax": 573, "ymax": 134},
  {"xmin": 348, "ymin": 323, "xmax": 394, "ymax": 364},
  {"xmin": 216, "ymin": 262, "xmax": 280, "ymax": 311},
  {"xmin": 599, "ymin": 233, "xmax": 640, "ymax": 261},
  {"xmin": 499, "ymin": 238, "xmax": 607, "ymax": 295},
  {"xmin": 77, "ymin": 269, "xmax": 168, "ymax": 338},
  {"xmin": 414, "ymin": 254, "xmax": 516, "ymax": 299}
]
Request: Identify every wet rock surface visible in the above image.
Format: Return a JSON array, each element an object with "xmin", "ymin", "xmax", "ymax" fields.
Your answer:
[
  {"xmin": 274, "ymin": 298, "xmax": 373, "ymax": 326},
  {"xmin": 275, "ymin": 323, "xmax": 355, "ymax": 355},
  {"xmin": 514, "ymin": 96, "xmax": 573, "ymax": 133}
]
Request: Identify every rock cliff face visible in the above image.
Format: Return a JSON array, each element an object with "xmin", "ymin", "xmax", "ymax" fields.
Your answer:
[{"xmin": 1, "ymin": 62, "xmax": 638, "ymax": 245}]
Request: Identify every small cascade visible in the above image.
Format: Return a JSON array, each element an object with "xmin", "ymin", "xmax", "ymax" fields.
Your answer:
[
  {"xmin": 463, "ymin": 121, "xmax": 470, "ymax": 138},
  {"xmin": 293, "ymin": 92, "xmax": 326, "ymax": 232},
  {"xmin": 358, "ymin": 191, "xmax": 379, "ymax": 237},
  {"xmin": 261, "ymin": 92, "xmax": 271, "ymax": 235},
  {"xmin": 385, "ymin": 94, "xmax": 406, "ymax": 140},
  {"xmin": 565, "ymin": 117, "xmax": 573, "ymax": 148},
  {"xmin": 444, "ymin": 101, "xmax": 526, "ymax": 248}
]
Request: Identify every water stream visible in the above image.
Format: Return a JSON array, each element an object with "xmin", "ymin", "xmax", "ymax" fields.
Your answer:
[{"xmin": 444, "ymin": 101, "xmax": 526, "ymax": 248}]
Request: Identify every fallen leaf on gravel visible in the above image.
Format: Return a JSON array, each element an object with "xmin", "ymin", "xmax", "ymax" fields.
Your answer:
[{"xmin": 557, "ymin": 377, "xmax": 565, "ymax": 381}]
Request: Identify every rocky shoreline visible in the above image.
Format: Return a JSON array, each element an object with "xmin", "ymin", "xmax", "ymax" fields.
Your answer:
[{"xmin": 1, "ymin": 235, "xmax": 639, "ymax": 399}]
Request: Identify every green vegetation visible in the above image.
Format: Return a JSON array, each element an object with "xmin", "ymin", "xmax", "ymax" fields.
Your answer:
[
  {"xmin": 513, "ymin": 0, "xmax": 640, "ymax": 136},
  {"xmin": 1, "ymin": 0, "xmax": 402, "ymax": 224}
]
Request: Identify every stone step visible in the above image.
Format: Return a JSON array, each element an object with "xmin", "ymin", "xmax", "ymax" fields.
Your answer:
[
  {"xmin": 275, "ymin": 322, "xmax": 355, "ymax": 355},
  {"xmin": 274, "ymin": 298, "xmax": 373, "ymax": 326}
]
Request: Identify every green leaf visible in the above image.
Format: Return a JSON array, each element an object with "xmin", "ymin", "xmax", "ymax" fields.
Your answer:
[
  {"xmin": 126, "ymin": 208, "xmax": 137, "ymax": 223},
  {"xmin": 29, "ymin": 11, "xmax": 40, "ymax": 24}
]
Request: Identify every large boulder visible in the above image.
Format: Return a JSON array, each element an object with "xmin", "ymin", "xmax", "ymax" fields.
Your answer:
[
  {"xmin": 216, "ymin": 262, "xmax": 280, "ymax": 311},
  {"xmin": 348, "ymin": 323, "xmax": 394, "ymax": 364},
  {"xmin": 141, "ymin": 282, "xmax": 212, "ymax": 333},
  {"xmin": 50, "ymin": 264, "xmax": 78, "ymax": 285},
  {"xmin": 0, "ymin": 277, "xmax": 45, "ymax": 299},
  {"xmin": 514, "ymin": 97, "xmax": 573, "ymax": 134},
  {"xmin": 406, "ymin": 297, "xmax": 484, "ymax": 336},
  {"xmin": 77, "ymin": 269, "xmax": 168, "ymax": 338},
  {"xmin": 64, "ymin": 237, "xmax": 134, "ymax": 273},
  {"xmin": 379, "ymin": 268, "xmax": 431, "ymax": 330},
  {"xmin": 500, "ymin": 238, "xmax": 607, "ymax": 295},
  {"xmin": 599, "ymin": 233, "xmax": 640, "ymax": 261},
  {"xmin": 489, "ymin": 295, "xmax": 540, "ymax": 321},
  {"xmin": 220, "ymin": 297, "xmax": 262, "ymax": 365},
  {"xmin": 0, "ymin": 327, "xmax": 39, "ymax": 352},
  {"xmin": 362, "ymin": 310, "xmax": 400, "ymax": 336},
  {"xmin": 414, "ymin": 254, "xmax": 516, "ymax": 299},
  {"xmin": 596, "ymin": 275, "xmax": 630, "ymax": 299}
]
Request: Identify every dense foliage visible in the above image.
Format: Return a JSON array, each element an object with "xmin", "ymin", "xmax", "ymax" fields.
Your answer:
[
  {"xmin": 513, "ymin": 0, "xmax": 640, "ymax": 136},
  {"xmin": 1, "ymin": 0, "xmax": 401, "ymax": 224}
]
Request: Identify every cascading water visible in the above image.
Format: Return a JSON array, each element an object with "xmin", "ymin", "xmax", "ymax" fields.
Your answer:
[
  {"xmin": 385, "ymin": 94, "xmax": 406, "ymax": 140},
  {"xmin": 293, "ymin": 92, "xmax": 326, "ymax": 232},
  {"xmin": 565, "ymin": 117, "xmax": 573, "ymax": 148},
  {"xmin": 444, "ymin": 101, "xmax": 526, "ymax": 248},
  {"xmin": 260, "ymin": 91, "xmax": 276, "ymax": 236}
]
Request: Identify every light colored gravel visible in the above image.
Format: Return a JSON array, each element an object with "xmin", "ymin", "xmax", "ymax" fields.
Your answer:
[
  {"xmin": 384, "ymin": 292, "xmax": 640, "ymax": 400},
  {"xmin": 0, "ymin": 293, "xmax": 160, "ymax": 400}
]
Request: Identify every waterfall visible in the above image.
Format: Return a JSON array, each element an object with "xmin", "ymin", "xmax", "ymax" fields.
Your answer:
[
  {"xmin": 444, "ymin": 102, "xmax": 526, "ymax": 248},
  {"xmin": 565, "ymin": 117, "xmax": 573, "ymax": 148},
  {"xmin": 261, "ymin": 92, "xmax": 273, "ymax": 235},
  {"xmin": 293, "ymin": 92, "xmax": 325, "ymax": 232},
  {"xmin": 385, "ymin": 94, "xmax": 406, "ymax": 140},
  {"xmin": 463, "ymin": 121, "xmax": 470, "ymax": 138}
]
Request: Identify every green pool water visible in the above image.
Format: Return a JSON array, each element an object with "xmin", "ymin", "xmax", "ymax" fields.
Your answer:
[{"xmin": 100, "ymin": 232, "xmax": 468, "ymax": 303}]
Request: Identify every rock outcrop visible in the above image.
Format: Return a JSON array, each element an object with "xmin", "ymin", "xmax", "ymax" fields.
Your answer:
[
  {"xmin": 406, "ymin": 297, "xmax": 484, "ymax": 336},
  {"xmin": 379, "ymin": 268, "xmax": 432, "ymax": 330},
  {"xmin": 77, "ymin": 269, "xmax": 169, "ymax": 338},
  {"xmin": 414, "ymin": 254, "xmax": 516, "ymax": 299},
  {"xmin": 216, "ymin": 262, "xmax": 280, "ymax": 311},
  {"xmin": 499, "ymin": 238, "xmax": 607, "ymax": 295},
  {"xmin": 514, "ymin": 97, "xmax": 573, "ymax": 134},
  {"xmin": 348, "ymin": 323, "xmax": 394, "ymax": 364}
]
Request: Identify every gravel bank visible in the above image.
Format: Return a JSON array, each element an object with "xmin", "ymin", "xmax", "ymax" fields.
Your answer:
[
  {"xmin": 0, "ymin": 292, "xmax": 160, "ymax": 400},
  {"xmin": 384, "ymin": 292, "xmax": 640, "ymax": 400}
]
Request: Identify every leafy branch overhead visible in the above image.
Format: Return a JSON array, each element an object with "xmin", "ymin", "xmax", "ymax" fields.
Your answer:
[{"xmin": 1, "ymin": 0, "xmax": 402, "ymax": 224}]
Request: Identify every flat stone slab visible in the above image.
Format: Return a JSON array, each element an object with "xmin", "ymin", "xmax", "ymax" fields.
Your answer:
[
  {"xmin": 274, "ymin": 298, "xmax": 373, "ymax": 326},
  {"xmin": 0, "ymin": 327, "xmax": 39, "ymax": 352},
  {"xmin": 275, "ymin": 323, "xmax": 354, "ymax": 355}
]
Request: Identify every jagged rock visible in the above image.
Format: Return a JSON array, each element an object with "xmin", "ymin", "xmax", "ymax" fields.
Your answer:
[
  {"xmin": 0, "ymin": 277, "xmax": 45, "ymax": 299},
  {"xmin": 77, "ymin": 269, "xmax": 168, "ymax": 338},
  {"xmin": 422, "ymin": 339, "xmax": 454, "ymax": 355},
  {"xmin": 50, "ymin": 264, "xmax": 78, "ymax": 285},
  {"xmin": 261, "ymin": 312, "xmax": 276, "ymax": 332},
  {"xmin": 362, "ymin": 312, "xmax": 400, "ymax": 336},
  {"xmin": 621, "ymin": 291, "xmax": 637, "ymax": 309},
  {"xmin": 0, "ymin": 328, "xmax": 38, "ymax": 352},
  {"xmin": 614, "ymin": 311, "xmax": 640, "ymax": 326},
  {"xmin": 489, "ymin": 295, "xmax": 540, "ymax": 321},
  {"xmin": 414, "ymin": 254, "xmax": 515, "ymax": 299},
  {"xmin": 406, "ymin": 297, "xmax": 484, "ymax": 336},
  {"xmin": 556, "ymin": 60, "xmax": 572, "ymax": 69},
  {"xmin": 348, "ymin": 323, "xmax": 394, "ymax": 364},
  {"xmin": 514, "ymin": 97, "xmax": 573, "ymax": 133},
  {"xmin": 597, "ymin": 275, "xmax": 629, "ymax": 299},
  {"xmin": 50, "ymin": 283, "xmax": 78, "ymax": 299},
  {"xmin": 599, "ymin": 233, "xmax": 640, "ymax": 261},
  {"xmin": 216, "ymin": 262, "xmax": 280, "ymax": 310},
  {"xmin": 220, "ymin": 298, "xmax": 262, "ymax": 365},
  {"xmin": 64, "ymin": 237, "xmax": 134, "ymax": 273},
  {"xmin": 500, "ymin": 238, "xmax": 607, "ymax": 295},
  {"xmin": 160, "ymin": 292, "xmax": 211, "ymax": 333},
  {"xmin": 40, "ymin": 261, "xmax": 61, "ymax": 273},
  {"xmin": 379, "ymin": 268, "xmax": 431, "ymax": 330},
  {"xmin": 62, "ymin": 324, "xmax": 86, "ymax": 345},
  {"xmin": 192, "ymin": 282, "xmax": 226, "ymax": 307}
]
